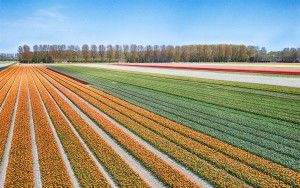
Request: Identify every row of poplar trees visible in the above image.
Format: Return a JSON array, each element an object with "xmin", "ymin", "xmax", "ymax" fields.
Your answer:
[{"xmin": 17, "ymin": 44, "xmax": 299, "ymax": 63}]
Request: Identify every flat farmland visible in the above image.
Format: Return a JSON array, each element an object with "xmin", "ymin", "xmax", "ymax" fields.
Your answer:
[
  {"xmin": 71, "ymin": 63, "xmax": 300, "ymax": 88},
  {"xmin": 0, "ymin": 64, "xmax": 299, "ymax": 188},
  {"xmin": 113, "ymin": 63, "xmax": 300, "ymax": 75}
]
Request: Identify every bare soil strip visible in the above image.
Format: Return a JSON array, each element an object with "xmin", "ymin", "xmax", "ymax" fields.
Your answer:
[{"xmin": 27, "ymin": 78, "xmax": 43, "ymax": 188}]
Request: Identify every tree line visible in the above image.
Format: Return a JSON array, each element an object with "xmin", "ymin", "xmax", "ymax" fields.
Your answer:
[
  {"xmin": 17, "ymin": 44, "xmax": 300, "ymax": 63},
  {"xmin": 0, "ymin": 53, "xmax": 17, "ymax": 61}
]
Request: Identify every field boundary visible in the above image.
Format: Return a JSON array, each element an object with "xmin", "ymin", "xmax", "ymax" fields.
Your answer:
[
  {"xmin": 113, "ymin": 63, "xmax": 300, "ymax": 75},
  {"xmin": 47, "ymin": 67, "xmax": 89, "ymax": 84}
]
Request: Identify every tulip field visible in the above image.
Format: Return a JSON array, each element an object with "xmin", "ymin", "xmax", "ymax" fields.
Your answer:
[{"xmin": 0, "ymin": 64, "xmax": 299, "ymax": 188}]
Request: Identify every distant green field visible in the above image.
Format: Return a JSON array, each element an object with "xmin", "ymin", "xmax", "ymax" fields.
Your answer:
[{"xmin": 50, "ymin": 65, "xmax": 300, "ymax": 172}]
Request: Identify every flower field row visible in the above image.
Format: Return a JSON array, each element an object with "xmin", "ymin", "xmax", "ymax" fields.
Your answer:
[
  {"xmin": 0, "ymin": 64, "xmax": 298, "ymax": 187},
  {"xmin": 49, "ymin": 65, "xmax": 300, "ymax": 171},
  {"xmin": 0, "ymin": 68, "xmax": 21, "ymax": 165},
  {"xmin": 31, "ymin": 68, "xmax": 151, "ymax": 187},
  {"xmin": 32, "ymin": 69, "xmax": 112, "ymax": 187},
  {"xmin": 43, "ymin": 70, "xmax": 286, "ymax": 187},
  {"xmin": 38, "ymin": 65, "xmax": 296, "ymax": 186},
  {"xmin": 80, "ymin": 85, "xmax": 300, "ymax": 185},
  {"xmin": 64, "ymin": 66, "xmax": 299, "ymax": 123},
  {"xmin": 39, "ymin": 67, "xmax": 253, "ymax": 187},
  {"xmin": 0, "ymin": 65, "xmax": 16, "ymax": 80},
  {"xmin": 4, "ymin": 69, "xmax": 34, "ymax": 187},
  {"xmin": 27, "ymin": 73, "xmax": 74, "ymax": 187},
  {"xmin": 97, "ymin": 70, "xmax": 299, "ymax": 123},
  {"xmin": 82, "ymin": 82, "xmax": 300, "ymax": 187},
  {"xmin": 34, "ymin": 67, "xmax": 203, "ymax": 187},
  {"xmin": 99, "ymin": 86, "xmax": 300, "ymax": 164},
  {"xmin": 0, "ymin": 68, "xmax": 19, "ymax": 110},
  {"xmin": 46, "ymin": 65, "xmax": 300, "ymax": 187}
]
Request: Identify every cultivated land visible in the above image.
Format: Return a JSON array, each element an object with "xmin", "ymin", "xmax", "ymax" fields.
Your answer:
[
  {"xmin": 68, "ymin": 63, "xmax": 300, "ymax": 88},
  {"xmin": 113, "ymin": 63, "xmax": 300, "ymax": 75},
  {"xmin": 0, "ymin": 64, "xmax": 299, "ymax": 187}
]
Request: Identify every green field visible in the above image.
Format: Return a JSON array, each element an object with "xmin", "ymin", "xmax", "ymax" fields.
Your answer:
[{"xmin": 49, "ymin": 65, "xmax": 300, "ymax": 172}]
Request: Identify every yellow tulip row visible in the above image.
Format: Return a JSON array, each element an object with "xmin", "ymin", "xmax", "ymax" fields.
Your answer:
[
  {"xmin": 0, "ymin": 65, "xmax": 16, "ymax": 80},
  {"xmin": 36, "ymin": 64, "xmax": 202, "ymax": 187},
  {"xmin": 69, "ymin": 72, "xmax": 300, "ymax": 187},
  {"xmin": 32, "ymin": 69, "xmax": 111, "ymax": 187},
  {"xmin": 32, "ymin": 67, "xmax": 150, "ymax": 187},
  {"xmin": 5, "ymin": 68, "xmax": 34, "ymax": 187},
  {"xmin": 0, "ymin": 68, "xmax": 20, "ymax": 165},
  {"xmin": 82, "ymin": 85, "xmax": 294, "ymax": 187},
  {"xmin": 0, "ymin": 66, "xmax": 20, "ymax": 94},
  {"xmin": 39, "ymin": 67, "xmax": 248, "ymax": 187},
  {"xmin": 0, "ymin": 67, "xmax": 19, "ymax": 114},
  {"xmin": 27, "ymin": 71, "xmax": 74, "ymax": 187},
  {"xmin": 41, "ymin": 66, "xmax": 299, "ymax": 187}
]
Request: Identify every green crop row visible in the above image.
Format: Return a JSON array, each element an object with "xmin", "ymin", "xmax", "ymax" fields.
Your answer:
[
  {"xmin": 49, "ymin": 65, "xmax": 300, "ymax": 172},
  {"xmin": 42, "ymin": 66, "xmax": 299, "ymax": 187}
]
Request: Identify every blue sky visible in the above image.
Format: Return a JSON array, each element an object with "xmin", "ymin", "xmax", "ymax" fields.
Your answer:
[{"xmin": 0, "ymin": 0, "xmax": 299, "ymax": 53}]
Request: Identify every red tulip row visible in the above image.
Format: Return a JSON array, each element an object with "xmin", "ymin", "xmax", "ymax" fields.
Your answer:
[
  {"xmin": 27, "ymin": 72, "xmax": 74, "ymax": 187},
  {"xmin": 31, "ymin": 69, "xmax": 111, "ymax": 187},
  {"xmin": 38, "ymin": 67, "xmax": 248, "ymax": 187},
  {"xmin": 31, "ymin": 67, "xmax": 150, "ymax": 187},
  {"xmin": 5, "ymin": 68, "xmax": 34, "ymax": 187}
]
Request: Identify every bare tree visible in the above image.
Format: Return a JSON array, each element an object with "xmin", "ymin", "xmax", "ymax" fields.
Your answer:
[
  {"xmin": 82, "ymin": 44, "xmax": 89, "ymax": 61},
  {"xmin": 90, "ymin": 44, "xmax": 98, "ymax": 60}
]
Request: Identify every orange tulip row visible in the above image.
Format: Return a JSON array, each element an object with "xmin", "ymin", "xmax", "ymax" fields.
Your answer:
[
  {"xmin": 37, "ymin": 67, "xmax": 249, "ymax": 187},
  {"xmin": 35, "ymin": 64, "xmax": 202, "ymax": 187},
  {"xmin": 103, "ymin": 95, "xmax": 300, "ymax": 187},
  {"xmin": 31, "ymin": 70, "xmax": 111, "ymax": 188},
  {"xmin": 0, "ymin": 66, "xmax": 20, "ymax": 89},
  {"xmin": 68, "ymin": 82, "xmax": 292, "ymax": 187},
  {"xmin": 0, "ymin": 68, "xmax": 19, "ymax": 110},
  {"xmin": 0, "ymin": 66, "xmax": 17, "ymax": 86},
  {"xmin": 5, "ymin": 68, "xmax": 34, "ymax": 187},
  {"xmin": 0, "ymin": 69, "xmax": 21, "ymax": 164},
  {"xmin": 0, "ymin": 65, "xmax": 15, "ymax": 79},
  {"xmin": 27, "ymin": 72, "xmax": 74, "ymax": 187},
  {"xmin": 40, "ymin": 66, "xmax": 299, "ymax": 187},
  {"xmin": 41, "ymin": 66, "xmax": 300, "ymax": 187},
  {"xmin": 32, "ymin": 67, "xmax": 150, "ymax": 187}
]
